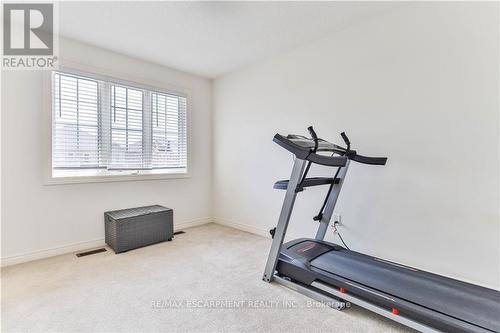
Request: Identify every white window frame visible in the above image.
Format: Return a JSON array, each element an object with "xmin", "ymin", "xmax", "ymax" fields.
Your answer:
[{"xmin": 43, "ymin": 60, "xmax": 191, "ymax": 185}]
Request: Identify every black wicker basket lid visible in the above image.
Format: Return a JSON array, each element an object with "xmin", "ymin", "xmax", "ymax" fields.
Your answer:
[{"xmin": 106, "ymin": 205, "xmax": 171, "ymax": 220}]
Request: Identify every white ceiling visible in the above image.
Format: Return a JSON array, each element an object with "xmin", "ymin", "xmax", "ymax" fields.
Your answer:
[{"xmin": 59, "ymin": 2, "xmax": 402, "ymax": 79}]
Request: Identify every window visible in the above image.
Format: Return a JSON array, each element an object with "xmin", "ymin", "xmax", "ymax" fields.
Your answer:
[{"xmin": 51, "ymin": 70, "xmax": 188, "ymax": 180}]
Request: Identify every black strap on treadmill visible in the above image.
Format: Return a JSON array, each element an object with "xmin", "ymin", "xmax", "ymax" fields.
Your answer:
[
  {"xmin": 313, "ymin": 131, "xmax": 348, "ymax": 222},
  {"xmin": 313, "ymin": 166, "xmax": 341, "ymax": 221},
  {"xmin": 313, "ymin": 131, "xmax": 355, "ymax": 225}
]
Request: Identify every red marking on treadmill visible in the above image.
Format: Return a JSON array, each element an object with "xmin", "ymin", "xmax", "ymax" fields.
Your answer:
[
  {"xmin": 392, "ymin": 308, "xmax": 400, "ymax": 315},
  {"xmin": 339, "ymin": 288, "xmax": 347, "ymax": 294},
  {"xmin": 297, "ymin": 243, "xmax": 316, "ymax": 253}
]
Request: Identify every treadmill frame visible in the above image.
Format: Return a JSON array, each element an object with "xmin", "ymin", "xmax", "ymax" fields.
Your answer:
[
  {"xmin": 262, "ymin": 156, "xmax": 443, "ymax": 333},
  {"xmin": 263, "ymin": 157, "xmax": 350, "ymax": 282}
]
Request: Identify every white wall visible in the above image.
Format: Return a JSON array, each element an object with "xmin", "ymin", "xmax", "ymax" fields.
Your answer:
[
  {"xmin": 213, "ymin": 3, "xmax": 499, "ymax": 288},
  {"xmin": 1, "ymin": 38, "xmax": 212, "ymax": 261}
]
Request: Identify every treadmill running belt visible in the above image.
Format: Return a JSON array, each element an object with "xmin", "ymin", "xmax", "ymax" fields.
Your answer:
[{"xmin": 311, "ymin": 250, "xmax": 500, "ymax": 332}]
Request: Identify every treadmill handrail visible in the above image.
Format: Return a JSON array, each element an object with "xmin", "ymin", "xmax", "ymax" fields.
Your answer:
[{"xmin": 351, "ymin": 153, "xmax": 387, "ymax": 165}]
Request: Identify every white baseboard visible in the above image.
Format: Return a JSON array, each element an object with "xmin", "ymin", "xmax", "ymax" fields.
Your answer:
[
  {"xmin": 1, "ymin": 217, "xmax": 212, "ymax": 268},
  {"xmin": 1, "ymin": 238, "xmax": 106, "ymax": 268},
  {"xmin": 213, "ymin": 217, "xmax": 304, "ymax": 241},
  {"xmin": 175, "ymin": 217, "xmax": 213, "ymax": 231},
  {"xmin": 212, "ymin": 217, "xmax": 271, "ymax": 239}
]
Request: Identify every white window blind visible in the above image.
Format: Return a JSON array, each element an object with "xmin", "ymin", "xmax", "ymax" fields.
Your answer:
[
  {"xmin": 152, "ymin": 92, "xmax": 187, "ymax": 169},
  {"xmin": 51, "ymin": 70, "xmax": 188, "ymax": 177},
  {"xmin": 52, "ymin": 72, "xmax": 100, "ymax": 168},
  {"xmin": 110, "ymin": 85, "xmax": 144, "ymax": 170}
]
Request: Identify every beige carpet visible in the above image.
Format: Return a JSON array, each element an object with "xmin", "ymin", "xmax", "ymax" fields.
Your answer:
[{"xmin": 2, "ymin": 223, "xmax": 413, "ymax": 332}]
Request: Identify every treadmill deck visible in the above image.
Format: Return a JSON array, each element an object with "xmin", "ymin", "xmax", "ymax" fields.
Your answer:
[{"xmin": 278, "ymin": 239, "xmax": 500, "ymax": 333}]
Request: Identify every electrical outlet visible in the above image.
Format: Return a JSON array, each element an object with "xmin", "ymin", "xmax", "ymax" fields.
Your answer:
[{"xmin": 333, "ymin": 213, "xmax": 342, "ymax": 225}]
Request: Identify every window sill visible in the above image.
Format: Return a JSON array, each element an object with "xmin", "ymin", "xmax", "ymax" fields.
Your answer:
[{"xmin": 45, "ymin": 168, "xmax": 190, "ymax": 185}]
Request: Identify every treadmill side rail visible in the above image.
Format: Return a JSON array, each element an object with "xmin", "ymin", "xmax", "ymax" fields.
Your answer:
[
  {"xmin": 311, "ymin": 281, "xmax": 443, "ymax": 333},
  {"xmin": 274, "ymin": 275, "xmax": 349, "ymax": 311}
]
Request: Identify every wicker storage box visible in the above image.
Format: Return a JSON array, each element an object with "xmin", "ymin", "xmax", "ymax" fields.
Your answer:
[{"xmin": 104, "ymin": 205, "xmax": 173, "ymax": 253}]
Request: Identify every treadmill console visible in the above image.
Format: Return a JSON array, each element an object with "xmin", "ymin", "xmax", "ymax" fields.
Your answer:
[{"xmin": 273, "ymin": 131, "xmax": 387, "ymax": 166}]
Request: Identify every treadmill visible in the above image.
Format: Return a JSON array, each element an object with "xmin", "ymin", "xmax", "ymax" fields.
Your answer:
[{"xmin": 263, "ymin": 127, "xmax": 500, "ymax": 333}]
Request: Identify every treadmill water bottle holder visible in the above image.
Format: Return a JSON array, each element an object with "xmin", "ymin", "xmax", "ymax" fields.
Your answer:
[{"xmin": 273, "ymin": 177, "xmax": 340, "ymax": 192}]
